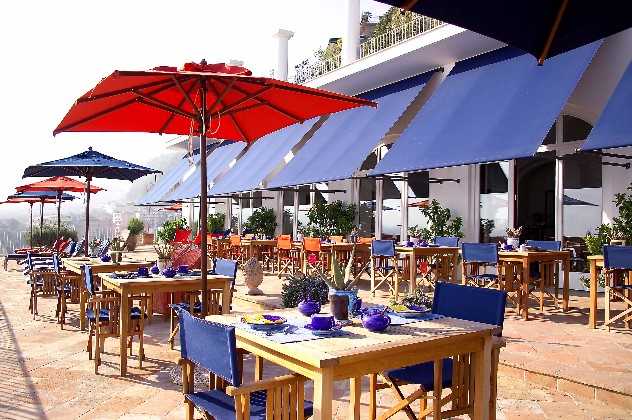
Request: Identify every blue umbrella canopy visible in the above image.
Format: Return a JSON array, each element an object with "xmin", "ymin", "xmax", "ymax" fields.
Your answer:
[
  {"xmin": 8, "ymin": 191, "xmax": 76, "ymax": 201},
  {"xmin": 23, "ymin": 147, "xmax": 160, "ymax": 181},
  {"xmin": 22, "ymin": 147, "xmax": 160, "ymax": 255},
  {"xmin": 377, "ymin": 1, "xmax": 631, "ymax": 63}
]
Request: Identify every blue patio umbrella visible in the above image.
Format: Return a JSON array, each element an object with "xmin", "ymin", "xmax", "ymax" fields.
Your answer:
[
  {"xmin": 8, "ymin": 191, "xmax": 76, "ymax": 230},
  {"xmin": 377, "ymin": 1, "xmax": 631, "ymax": 64},
  {"xmin": 23, "ymin": 147, "xmax": 160, "ymax": 255}
]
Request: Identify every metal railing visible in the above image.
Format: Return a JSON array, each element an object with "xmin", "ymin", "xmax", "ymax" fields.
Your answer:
[
  {"xmin": 360, "ymin": 16, "xmax": 444, "ymax": 58},
  {"xmin": 292, "ymin": 15, "xmax": 445, "ymax": 84}
]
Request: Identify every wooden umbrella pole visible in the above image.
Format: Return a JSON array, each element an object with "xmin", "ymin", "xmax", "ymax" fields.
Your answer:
[
  {"xmin": 29, "ymin": 203, "xmax": 33, "ymax": 247},
  {"xmin": 57, "ymin": 191, "xmax": 62, "ymax": 237},
  {"xmin": 85, "ymin": 176, "xmax": 92, "ymax": 256},
  {"xmin": 199, "ymin": 79, "xmax": 209, "ymax": 316},
  {"xmin": 40, "ymin": 199, "xmax": 44, "ymax": 231}
]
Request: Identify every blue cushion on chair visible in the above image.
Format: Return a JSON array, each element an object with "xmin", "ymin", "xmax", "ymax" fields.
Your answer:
[
  {"xmin": 466, "ymin": 273, "xmax": 498, "ymax": 281},
  {"xmin": 186, "ymin": 389, "xmax": 313, "ymax": 420},
  {"xmin": 387, "ymin": 359, "xmax": 453, "ymax": 391},
  {"xmin": 86, "ymin": 308, "xmax": 110, "ymax": 322}
]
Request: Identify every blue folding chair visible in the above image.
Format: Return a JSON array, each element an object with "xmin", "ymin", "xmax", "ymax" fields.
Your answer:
[
  {"xmin": 176, "ymin": 309, "xmax": 313, "ymax": 420},
  {"xmin": 603, "ymin": 245, "xmax": 632, "ymax": 330},
  {"xmin": 25, "ymin": 252, "xmax": 56, "ymax": 318},
  {"xmin": 52, "ymin": 253, "xmax": 78, "ymax": 329},
  {"xmin": 370, "ymin": 240, "xmax": 405, "ymax": 299},
  {"xmin": 434, "ymin": 236, "xmax": 460, "ymax": 247},
  {"xmin": 168, "ymin": 258, "xmax": 238, "ymax": 349},
  {"xmin": 371, "ymin": 282, "xmax": 507, "ymax": 419},
  {"xmin": 83, "ymin": 265, "xmax": 147, "ymax": 373},
  {"xmin": 462, "ymin": 243, "xmax": 500, "ymax": 288}
]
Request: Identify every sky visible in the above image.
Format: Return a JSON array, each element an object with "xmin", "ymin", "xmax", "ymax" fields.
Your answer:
[{"xmin": 0, "ymin": 0, "xmax": 391, "ymax": 223}]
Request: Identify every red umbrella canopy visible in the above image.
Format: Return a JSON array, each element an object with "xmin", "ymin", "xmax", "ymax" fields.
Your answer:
[
  {"xmin": 16, "ymin": 176, "xmax": 104, "ymax": 194},
  {"xmin": 53, "ymin": 61, "xmax": 376, "ymax": 142},
  {"xmin": 2, "ymin": 197, "xmax": 58, "ymax": 204}
]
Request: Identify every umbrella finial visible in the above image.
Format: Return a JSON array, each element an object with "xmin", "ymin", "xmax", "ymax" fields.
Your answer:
[
  {"xmin": 88, "ymin": 146, "xmax": 93, "ymax": 151},
  {"xmin": 200, "ymin": 59, "xmax": 207, "ymax": 65}
]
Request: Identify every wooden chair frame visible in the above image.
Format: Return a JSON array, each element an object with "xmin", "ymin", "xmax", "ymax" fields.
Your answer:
[
  {"xmin": 604, "ymin": 269, "xmax": 632, "ymax": 330},
  {"xmin": 168, "ymin": 290, "xmax": 223, "ymax": 349}
]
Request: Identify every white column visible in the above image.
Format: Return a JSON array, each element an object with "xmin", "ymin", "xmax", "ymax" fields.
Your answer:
[
  {"xmin": 224, "ymin": 198, "xmax": 232, "ymax": 231},
  {"xmin": 555, "ymin": 117, "xmax": 564, "ymax": 242},
  {"xmin": 272, "ymin": 29, "xmax": 294, "ymax": 81},
  {"xmin": 375, "ymin": 179, "xmax": 383, "ymax": 240},
  {"xmin": 507, "ymin": 160, "xmax": 516, "ymax": 229},
  {"xmin": 342, "ymin": 0, "xmax": 360, "ymax": 65},
  {"xmin": 274, "ymin": 191, "xmax": 283, "ymax": 236},
  {"xmin": 400, "ymin": 177, "xmax": 409, "ymax": 241},
  {"xmin": 293, "ymin": 191, "xmax": 299, "ymax": 239},
  {"xmin": 351, "ymin": 178, "xmax": 360, "ymax": 226}
]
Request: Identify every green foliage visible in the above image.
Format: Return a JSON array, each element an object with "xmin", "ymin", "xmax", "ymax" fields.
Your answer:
[
  {"xmin": 584, "ymin": 183, "xmax": 632, "ymax": 254},
  {"xmin": 480, "ymin": 218, "xmax": 495, "ymax": 241},
  {"xmin": 409, "ymin": 200, "xmax": 463, "ymax": 241},
  {"xmin": 245, "ymin": 207, "xmax": 277, "ymax": 237},
  {"xmin": 207, "ymin": 213, "xmax": 225, "ymax": 233},
  {"xmin": 301, "ymin": 201, "xmax": 356, "ymax": 238},
  {"xmin": 156, "ymin": 218, "xmax": 188, "ymax": 243},
  {"xmin": 281, "ymin": 273, "xmax": 330, "ymax": 308},
  {"xmin": 372, "ymin": 7, "xmax": 419, "ymax": 39},
  {"xmin": 408, "ymin": 225, "xmax": 424, "ymax": 238},
  {"xmin": 127, "ymin": 217, "xmax": 144, "ymax": 236},
  {"xmin": 391, "ymin": 287, "xmax": 433, "ymax": 308},
  {"xmin": 323, "ymin": 246, "xmax": 357, "ymax": 291},
  {"xmin": 110, "ymin": 237, "xmax": 124, "ymax": 252},
  {"xmin": 32, "ymin": 223, "xmax": 78, "ymax": 247}
]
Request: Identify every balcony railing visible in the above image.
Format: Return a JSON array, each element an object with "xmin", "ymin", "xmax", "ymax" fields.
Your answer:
[{"xmin": 292, "ymin": 16, "xmax": 445, "ymax": 84}]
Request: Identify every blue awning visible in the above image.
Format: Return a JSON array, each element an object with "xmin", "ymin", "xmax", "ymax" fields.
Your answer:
[
  {"xmin": 267, "ymin": 71, "xmax": 436, "ymax": 188},
  {"xmin": 165, "ymin": 142, "xmax": 247, "ymax": 201},
  {"xmin": 208, "ymin": 120, "xmax": 319, "ymax": 196},
  {"xmin": 370, "ymin": 43, "xmax": 600, "ymax": 176},
  {"xmin": 581, "ymin": 62, "xmax": 632, "ymax": 151},
  {"xmin": 138, "ymin": 155, "xmax": 199, "ymax": 205}
]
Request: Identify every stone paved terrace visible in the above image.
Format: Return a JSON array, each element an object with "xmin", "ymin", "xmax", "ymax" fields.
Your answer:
[{"xmin": 2, "ymin": 251, "xmax": 632, "ymax": 419}]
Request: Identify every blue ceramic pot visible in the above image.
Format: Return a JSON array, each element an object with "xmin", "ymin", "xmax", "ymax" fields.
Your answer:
[
  {"xmin": 330, "ymin": 289, "xmax": 359, "ymax": 316},
  {"xmin": 310, "ymin": 314, "xmax": 335, "ymax": 331},
  {"xmin": 100, "ymin": 254, "xmax": 112, "ymax": 262},
  {"xmin": 298, "ymin": 299, "xmax": 321, "ymax": 317},
  {"xmin": 177, "ymin": 264, "xmax": 189, "ymax": 274},
  {"xmin": 137, "ymin": 266, "xmax": 149, "ymax": 277},
  {"xmin": 362, "ymin": 310, "xmax": 391, "ymax": 332},
  {"xmin": 150, "ymin": 264, "xmax": 160, "ymax": 275},
  {"xmin": 162, "ymin": 267, "xmax": 176, "ymax": 278}
]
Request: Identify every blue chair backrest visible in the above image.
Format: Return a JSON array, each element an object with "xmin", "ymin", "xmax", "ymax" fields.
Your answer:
[
  {"xmin": 98, "ymin": 240, "xmax": 111, "ymax": 256},
  {"xmin": 435, "ymin": 236, "xmax": 459, "ymax": 247},
  {"xmin": 66, "ymin": 241, "xmax": 77, "ymax": 255},
  {"xmin": 525, "ymin": 240, "xmax": 561, "ymax": 251},
  {"xmin": 432, "ymin": 282, "xmax": 507, "ymax": 335},
  {"xmin": 73, "ymin": 240, "xmax": 85, "ymax": 256},
  {"xmin": 26, "ymin": 253, "xmax": 34, "ymax": 271},
  {"xmin": 372, "ymin": 240, "xmax": 395, "ymax": 257},
  {"xmin": 83, "ymin": 265, "xmax": 96, "ymax": 296},
  {"xmin": 462, "ymin": 243, "xmax": 498, "ymax": 264},
  {"xmin": 213, "ymin": 258, "xmax": 238, "ymax": 288},
  {"xmin": 603, "ymin": 245, "xmax": 632, "ymax": 270},
  {"xmin": 178, "ymin": 309, "xmax": 241, "ymax": 386},
  {"xmin": 52, "ymin": 254, "xmax": 61, "ymax": 274}
]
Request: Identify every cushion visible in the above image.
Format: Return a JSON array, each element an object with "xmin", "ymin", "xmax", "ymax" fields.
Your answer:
[
  {"xmin": 86, "ymin": 306, "xmax": 144, "ymax": 322},
  {"xmin": 186, "ymin": 389, "xmax": 313, "ymax": 420},
  {"xmin": 387, "ymin": 358, "xmax": 453, "ymax": 391}
]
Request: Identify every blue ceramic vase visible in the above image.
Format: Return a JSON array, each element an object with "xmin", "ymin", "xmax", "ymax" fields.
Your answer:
[{"xmin": 361, "ymin": 309, "xmax": 391, "ymax": 332}]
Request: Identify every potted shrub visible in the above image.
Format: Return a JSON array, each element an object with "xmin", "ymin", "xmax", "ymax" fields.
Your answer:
[
  {"xmin": 415, "ymin": 199, "xmax": 464, "ymax": 242},
  {"xmin": 154, "ymin": 242, "xmax": 173, "ymax": 270},
  {"xmin": 126, "ymin": 217, "xmax": 144, "ymax": 251},
  {"xmin": 156, "ymin": 218, "xmax": 188, "ymax": 243},
  {"xmin": 303, "ymin": 200, "xmax": 356, "ymax": 238},
  {"xmin": 506, "ymin": 226, "xmax": 523, "ymax": 249},
  {"xmin": 245, "ymin": 207, "xmax": 277, "ymax": 238},
  {"xmin": 281, "ymin": 273, "xmax": 330, "ymax": 308},
  {"xmin": 207, "ymin": 212, "xmax": 226, "ymax": 234},
  {"xmin": 322, "ymin": 246, "xmax": 360, "ymax": 322}
]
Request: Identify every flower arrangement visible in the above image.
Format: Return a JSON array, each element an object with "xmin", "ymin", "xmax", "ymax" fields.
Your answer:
[{"xmin": 506, "ymin": 226, "xmax": 523, "ymax": 238}]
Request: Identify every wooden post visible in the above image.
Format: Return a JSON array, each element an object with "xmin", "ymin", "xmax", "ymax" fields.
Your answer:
[
  {"xmin": 200, "ymin": 79, "xmax": 209, "ymax": 316},
  {"xmin": 84, "ymin": 176, "xmax": 92, "ymax": 256}
]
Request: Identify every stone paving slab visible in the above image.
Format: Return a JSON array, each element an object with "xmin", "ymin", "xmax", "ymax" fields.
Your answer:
[{"xmin": 2, "ymin": 261, "xmax": 632, "ymax": 418}]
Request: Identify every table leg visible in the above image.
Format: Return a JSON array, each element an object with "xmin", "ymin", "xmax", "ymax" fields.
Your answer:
[
  {"xmin": 221, "ymin": 281, "xmax": 231, "ymax": 315},
  {"xmin": 120, "ymin": 289, "xmax": 129, "ymax": 376},
  {"xmin": 409, "ymin": 253, "xmax": 416, "ymax": 294},
  {"xmin": 313, "ymin": 367, "xmax": 334, "ymax": 420},
  {"xmin": 589, "ymin": 259, "xmax": 597, "ymax": 329},
  {"xmin": 521, "ymin": 259, "xmax": 530, "ymax": 321},
  {"xmin": 79, "ymin": 280, "xmax": 86, "ymax": 331},
  {"xmin": 349, "ymin": 376, "xmax": 362, "ymax": 420},
  {"xmin": 472, "ymin": 335, "xmax": 492, "ymax": 420},
  {"xmin": 563, "ymin": 258, "xmax": 570, "ymax": 312},
  {"xmin": 452, "ymin": 252, "xmax": 458, "ymax": 283}
]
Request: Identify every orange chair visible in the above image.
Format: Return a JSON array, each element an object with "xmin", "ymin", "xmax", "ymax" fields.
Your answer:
[
  {"xmin": 229, "ymin": 235, "xmax": 245, "ymax": 265},
  {"xmin": 303, "ymin": 237, "xmax": 329, "ymax": 275},
  {"xmin": 277, "ymin": 235, "xmax": 300, "ymax": 278}
]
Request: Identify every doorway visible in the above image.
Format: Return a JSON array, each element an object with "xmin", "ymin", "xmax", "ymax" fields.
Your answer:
[{"xmin": 515, "ymin": 152, "xmax": 556, "ymax": 240}]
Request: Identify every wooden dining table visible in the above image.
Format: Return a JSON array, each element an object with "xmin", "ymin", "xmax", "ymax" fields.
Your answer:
[
  {"xmin": 396, "ymin": 246, "xmax": 460, "ymax": 293},
  {"xmin": 62, "ymin": 257, "xmax": 154, "ymax": 330},
  {"xmin": 98, "ymin": 272, "xmax": 232, "ymax": 376},
  {"xmin": 498, "ymin": 250, "xmax": 571, "ymax": 320},
  {"xmin": 207, "ymin": 310, "xmax": 497, "ymax": 420}
]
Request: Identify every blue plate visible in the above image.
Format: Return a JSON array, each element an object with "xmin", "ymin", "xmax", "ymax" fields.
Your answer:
[{"xmin": 304, "ymin": 324, "xmax": 342, "ymax": 337}]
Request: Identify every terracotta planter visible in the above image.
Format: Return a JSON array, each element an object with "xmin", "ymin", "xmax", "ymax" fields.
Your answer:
[
  {"xmin": 329, "ymin": 292, "xmax": 349, "ymax": 321},
  {"xmin": 142, "ymin": 233, "xmax": 154, "ymax": 245},
  {"xmin": 126, "ymin": 235, "xmax": 138, "ymax": 251}
]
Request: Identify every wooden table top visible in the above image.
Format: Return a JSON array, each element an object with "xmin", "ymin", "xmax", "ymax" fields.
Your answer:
[
  {"xmin": 241, "ymin": 239, "xmax": 277, "ymax": 246},
  {"xmin": 98, "ymin": 273, "xmax": 231, "ymax": 289},
  {"xmin": 498, "ymin": 250, "xmax": 571, "ymax": 258},
  {"xmin": 396, "ymin": 246, "xmax": 460, "ymax": 254},
  {"xmin": 63, "ymin": 257, "xmax": 152, "ymax": 273},
  {"xmin": 207, "ymin": 311, "xmax": 495, "ymax": 369}
]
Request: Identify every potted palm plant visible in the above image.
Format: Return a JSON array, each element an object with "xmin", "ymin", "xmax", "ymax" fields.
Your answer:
[
  {"xmin": 126, "ymin": 217, "xmax": 144, "ymax": 251},
  {"xmin": 322, "ymin": 246, "xmax": 360, "ymax": 321}
]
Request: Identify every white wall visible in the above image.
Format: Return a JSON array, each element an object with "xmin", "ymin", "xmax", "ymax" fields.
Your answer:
[{"xmin": 602, "ymin": 146, "xmax": 632, "ymax": 224}]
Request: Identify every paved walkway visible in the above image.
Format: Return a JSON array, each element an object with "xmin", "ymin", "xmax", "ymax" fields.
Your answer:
[{"xmin": 2, "ymin": 260, "xmax": 631, "ymax": 419}]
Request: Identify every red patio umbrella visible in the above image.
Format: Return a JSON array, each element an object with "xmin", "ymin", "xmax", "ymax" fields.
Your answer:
[
  {"xmin": 17, "ymin": 176, "xmax": 104, "ymax": 236},
  {"xmin": 54, "ymin": 60, "xmax": 376, "ymax": 315}
]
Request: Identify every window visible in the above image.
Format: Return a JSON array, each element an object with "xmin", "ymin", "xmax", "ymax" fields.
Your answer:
[
  {"xmin": 479, "ymin": 162, "xmax": 510, "ymax": 242},
  {"xmin": 563, "ymin": 115, "xmax": 592, "ymax": 143},
  {"xmin": 407, "ymin": 171, "xmax": 430, "ymax": 238}
]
